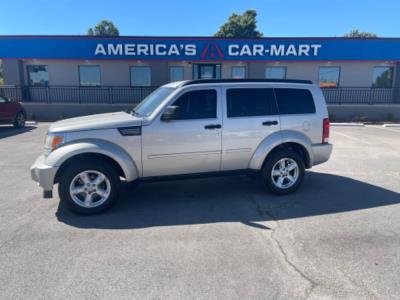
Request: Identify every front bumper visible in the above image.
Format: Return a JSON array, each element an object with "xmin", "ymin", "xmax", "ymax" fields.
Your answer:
[
  {"xmin": 30, "ymin": 154, "xmax": 58, "ymax": 193},
  {"xmin": 312, "ymin": 143, "xmax": 333, "ymax": 166}
]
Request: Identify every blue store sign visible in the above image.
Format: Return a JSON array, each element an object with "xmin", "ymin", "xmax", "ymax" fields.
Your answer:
[{"xmin": 1, "ymin": 36, "xmax": 400, "ymax": 61}]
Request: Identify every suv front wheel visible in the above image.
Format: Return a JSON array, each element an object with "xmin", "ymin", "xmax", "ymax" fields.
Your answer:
[
  {"xmin": 262, "ymin": 149, "xmax": 305, "ymax": 195},
  {"xmin": 58, "ymin": 159, "xmax": 120, "ymax": 214}
]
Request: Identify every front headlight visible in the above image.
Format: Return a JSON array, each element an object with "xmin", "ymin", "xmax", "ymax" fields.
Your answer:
[{"xmin": 44, "ymin": 133, "xmax": 65, "ymax": 152}]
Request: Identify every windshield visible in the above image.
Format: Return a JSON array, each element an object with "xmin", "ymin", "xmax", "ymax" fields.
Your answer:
[{"xmin": 133, "ymin": 87, "xmax": 175, "ymax": 116}]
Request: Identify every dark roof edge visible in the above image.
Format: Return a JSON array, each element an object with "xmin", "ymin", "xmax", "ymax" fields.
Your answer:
[{"xmin": 181, "ymin": 79, "xmax": 313, "ymax": 86}]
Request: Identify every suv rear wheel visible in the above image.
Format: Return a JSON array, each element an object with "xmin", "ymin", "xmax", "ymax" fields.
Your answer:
[
  {"xmin": 58, "ymin": 159, "xmax": 120, "ymax": 214},
  {"xmin": 262, "ymin": 149, "xmax": 305, "ymax": 195}
]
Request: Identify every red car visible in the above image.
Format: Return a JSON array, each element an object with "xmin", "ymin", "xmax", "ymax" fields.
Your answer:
[{"xmin": 0, "ymin": 95, "xmax": 26, "ymax": 128}]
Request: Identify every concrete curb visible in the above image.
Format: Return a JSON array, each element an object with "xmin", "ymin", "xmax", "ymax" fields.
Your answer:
[
  {"xmin": 382, "ymin": 124, "xmax": 400, "ymax": 128},
  {"xmin": 330, "ymin": 123, "xmax": 365, "ymax": 127},
  {"xmin": 26, "ymin": 121, "xmax": 38, "ymax": 125}
]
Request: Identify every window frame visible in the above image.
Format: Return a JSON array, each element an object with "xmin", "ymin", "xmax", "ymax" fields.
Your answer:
[
  {"xmin": 78, "ymin": 65, "xmax": 101, "ymax": 87},
  {"xmin": 372, "ymin": 66, "xmax": 394, "ymax": 88},
  {"xmin": 166, "ymin": 89, "xmax": 218, "ymax": 121},
  {"xmin": 169, "ymin": 66, "xmax": 184, "ymax": 82},
  {"xmin": 265, "ymin": 66, "xmax": 287, "ymax": 79},
  {"xmin": 231, "ymin": 66, "xmax": 246, "ymax": 79},
  {"xmin": 27, "ymin": 65, "xmax": 49, "ymax": 87},
  {"xmin": 226, "ymin": 88, "xmax": 279, "ymax": 118},
  {"xmin": 130, "ymin": 66, "xmax": 152, "ymax": 87},
  {"xmin": 319, "ymin": 66, "xmax": 341, "ymax": 88}
]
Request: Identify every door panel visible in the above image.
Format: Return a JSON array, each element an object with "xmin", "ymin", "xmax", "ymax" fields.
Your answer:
[
  {"xmin": 221, "ymin": 87, "xmax": 281, "ymax": 170},
  {"xmin": 142, "ymin": 88, "xmax": 222, "ymax": 177},
  {"xmin": 0, "ymin": 97, "xmax": 15, "ymax": 121}
]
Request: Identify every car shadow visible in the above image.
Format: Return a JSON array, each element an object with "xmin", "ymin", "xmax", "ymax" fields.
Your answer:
[
  {"xmin": 56, "ymin": 171, "xmax": 400, "ymax": 230},
  {"xmin": 0, "ymin": 125, "xmax": 36, "ymax": 139}
]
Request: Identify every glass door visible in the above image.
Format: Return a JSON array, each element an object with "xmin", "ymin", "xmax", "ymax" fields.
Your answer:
[{"xmin": 193, "ymin": 64, "xmax": 221, "ymax": 79}]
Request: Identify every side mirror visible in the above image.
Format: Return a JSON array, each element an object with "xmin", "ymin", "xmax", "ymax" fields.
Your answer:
[{"xmin": 161, "ymin": 106, "xmax": 179, "ymax": 121}]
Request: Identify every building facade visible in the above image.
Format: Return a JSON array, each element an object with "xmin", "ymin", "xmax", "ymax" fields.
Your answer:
[{"xmin": 1, "ymin": 36, "xmax": 400, "ymax": 104}]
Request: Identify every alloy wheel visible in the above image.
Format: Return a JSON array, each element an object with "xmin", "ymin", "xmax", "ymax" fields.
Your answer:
[
  {"xmin": 270, "ymin": 157, "xmax": 299, "ymax": 189},
  {"xmin": 69, "ymin": 170, "xmax": 111, "ymax": 208}
]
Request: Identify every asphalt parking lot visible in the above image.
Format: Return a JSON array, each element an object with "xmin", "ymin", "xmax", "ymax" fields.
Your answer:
[{"xmin": 0, "ymin": 123, "xmax": 399, "ymax": 299}]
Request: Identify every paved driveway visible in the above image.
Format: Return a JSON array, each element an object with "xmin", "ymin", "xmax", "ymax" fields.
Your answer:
[{"xmin": 0, "ymin": 123, "xmax": 399, "ymax": 299}]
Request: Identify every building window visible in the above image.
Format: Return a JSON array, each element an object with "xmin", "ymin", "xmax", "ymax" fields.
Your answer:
[
  {"xmin": 79, "ymin": 66, "xmax": 101, "ymax": 86},
  {"xmin": 169, "ymin": 66, "xmax": 184, "ymax": 82},
  {"xmin": 319, "ymin": 67, "xmax": 340, "ymax": 88},
  {"xmin": 130, "ymin": 66, "xmax": 151, "ymax": 86},
  {"xmin": 27, "ymin": 65, "xmax": 49, "ymax": 86},
  {"xmin": 372, "ymin": 67, "xmax": 393, "ymax": 88},
  {"xmin": 265, "ymin": 67, "xmax": 286, "ymax": 79},
  {"xmin": 193, "ymin": 64, "xmax": 221, "ymax": 80},
  {"xmin": 231, "ymin": 66, "xmax": 246, "ymax": 79}
]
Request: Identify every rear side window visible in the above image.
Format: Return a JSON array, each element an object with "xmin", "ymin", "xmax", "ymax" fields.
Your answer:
[
  {"xmin": 274, "ymin": 88, "xmax": 316, "ymax": 115},
  {"xmin": 227, "ymin": 88, "xmax": 278, "ymax": 117},
  {"xmin": 171, "ymin": 89, "xmax": 217, "ymax": 120}
]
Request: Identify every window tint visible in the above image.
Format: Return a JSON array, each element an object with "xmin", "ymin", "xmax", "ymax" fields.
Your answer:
[
  {"xmin": 171, "ymin": 89, "xmax": 217, "ymax": 120},
  {"xmin": 79, "ymin": 66, "xmax": 101, "ymax": 86},
  {"xmin": 275, "ymin": 88, "xmax": 316, "ymax": 115},
  {"xmin": 227, "ymin": 88, "xmax": 277, "ymax": 117}
]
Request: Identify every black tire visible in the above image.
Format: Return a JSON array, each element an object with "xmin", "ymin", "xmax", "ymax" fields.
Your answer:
[
  {"xmin": 58, "ymin": 158, "xmax": 120, "ymax": 215},
  {"xmin": 13, "ymin": 111, "xmax": 26, "ymax": 128},
  {"xmin": 262, "ymin": 149, "xmax": 305, "ymax": 195}
]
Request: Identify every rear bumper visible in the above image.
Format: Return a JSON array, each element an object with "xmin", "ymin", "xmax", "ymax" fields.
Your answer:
[
  {"xmin": 312, "ymin": 143, "xmax": 333, "ymax": 166},
  {"xmin": 30, "ymin": 154, "xmax": 58, "ymax": 193}
]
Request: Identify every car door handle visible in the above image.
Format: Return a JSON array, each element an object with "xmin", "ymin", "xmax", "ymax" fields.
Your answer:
[
  {"xmin": 262, "ymin": 120, "xmax": 279, "ymax": 126},
  {"xmin": 204, "ymin": 124, "xmax": 222, "ymax": 130}
]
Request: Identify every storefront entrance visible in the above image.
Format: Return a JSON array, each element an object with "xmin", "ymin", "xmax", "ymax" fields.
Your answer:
[{"xmin": 193, "ymin": 64, "xmax": 221, "ymax": 79}]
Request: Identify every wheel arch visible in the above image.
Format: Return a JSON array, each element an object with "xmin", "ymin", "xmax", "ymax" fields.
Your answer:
[
  {"xmin": 54, "ymin": 153, "xmax": 125, "ymax": 183},
  {"xmin": 249, "ymin": 130, "xmax": 313, "ymax": 170},
  {"xmin": 261, "ymin": 142, "xmax": 311, "ymax": 171},
  {"xmin": 49, "ymin": 139, "xmax": 139, "ymax": 184}
]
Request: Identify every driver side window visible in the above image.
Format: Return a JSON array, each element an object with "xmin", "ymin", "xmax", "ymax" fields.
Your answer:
[{"xmin": 170, "ymin": 89, "xmax": 217, "ymax": 120}]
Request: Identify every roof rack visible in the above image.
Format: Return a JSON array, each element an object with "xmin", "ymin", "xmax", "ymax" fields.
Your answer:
[{"xmin": 181, "ymin": 78, "xmax": 313, "ymax": 86}]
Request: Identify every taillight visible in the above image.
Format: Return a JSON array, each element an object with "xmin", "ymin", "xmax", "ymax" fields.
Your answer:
[{"xmin": 322, "ymin": 118, "xmax": 330, "ymax": 143}]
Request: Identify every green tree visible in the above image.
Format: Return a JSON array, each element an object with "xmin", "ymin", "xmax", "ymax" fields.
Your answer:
[
  {"xmin": 214, "ymin": 10, "xmax": 263, "ymax": 38},
  {"xmin": 87, "ymin": 20, "xmax": 119, "ymax": 36},
  {"xmin": 344, "ymin": 29, "xmax": 377, "ymax": 38}
]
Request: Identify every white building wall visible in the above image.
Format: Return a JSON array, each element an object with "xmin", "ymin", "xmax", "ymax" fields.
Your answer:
[{"xmin": 16, "ymin": 59, "xmax": 397, "ymax": 87}]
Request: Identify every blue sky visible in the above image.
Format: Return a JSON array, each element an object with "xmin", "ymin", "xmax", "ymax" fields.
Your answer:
[{"xmin": 0, "ymin": 0, "xmax": 398, "ymax": 37}]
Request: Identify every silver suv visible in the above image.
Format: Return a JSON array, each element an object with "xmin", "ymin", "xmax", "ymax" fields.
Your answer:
[{"xmin": 31, "ymin": 79, "xmax": 332, "ymax": 214}]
